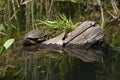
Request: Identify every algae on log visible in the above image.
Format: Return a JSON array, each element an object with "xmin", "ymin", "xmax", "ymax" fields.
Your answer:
[{"xmin": 40, "ymin": 21, "xmax": 104, "ymax": 49}]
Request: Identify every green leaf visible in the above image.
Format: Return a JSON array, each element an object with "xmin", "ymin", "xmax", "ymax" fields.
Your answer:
[
  {"xmin": 0, "ymin": 46, "xmax": 5, "ymax": 55},
  {"xmin": 10, "ymin": 24, "xmax": 17, "ymax": 29},
  {"xmin": 47, "ymin": 21, "xmax": 56, "ymax": 24},
  {"xmin": 0, "ymin": 24, "xmax": 5, "ymax": 32},
  {"xmin": 71, "ymin": 0, "xmax": 78, "ymax": 3},
  {"xmin": 3, "ymin": 39, "xmax": 15, "ymax": 50},
  {"xmin": 100, "ymin": 21, "xmax": 106, "ymax": 29}
]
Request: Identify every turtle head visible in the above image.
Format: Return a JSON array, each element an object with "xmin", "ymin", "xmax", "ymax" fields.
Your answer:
[
  {"xmin": 22, "ymin": 37, "xmax": 46, "ymax": 46},
  {"xmin": 22, "ymin": 38, "xmax": 37, "ymax": 46}
]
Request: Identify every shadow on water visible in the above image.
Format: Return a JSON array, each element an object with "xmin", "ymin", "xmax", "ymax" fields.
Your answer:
[{"xmin": 0, "ymin": 42, "xmax": 120, "ymax": 80}]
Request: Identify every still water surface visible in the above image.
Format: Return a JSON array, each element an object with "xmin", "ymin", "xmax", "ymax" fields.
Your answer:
[{"xmin": 0, "ymin": 43, "xmax": 120, "ymax": 80}]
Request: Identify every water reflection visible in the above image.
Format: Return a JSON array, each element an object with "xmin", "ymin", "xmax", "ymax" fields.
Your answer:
[
  {"xmin": 22, "ymin": 43, "xmax": 104, "ymax": 62},
  {"xmin": 0, "ymin": 43, "xmax": 120, "ymax": 80}
]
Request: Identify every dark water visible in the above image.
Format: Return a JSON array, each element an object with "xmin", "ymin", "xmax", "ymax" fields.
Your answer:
[{"xmin": 0, "ymin": 42, "xmax": 120, "ymax": 80}]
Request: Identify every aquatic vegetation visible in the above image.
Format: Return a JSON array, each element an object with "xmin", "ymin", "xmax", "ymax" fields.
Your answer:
[{"xmin": 39, "ymin": 14, "xmax": 75, "ymax": 30}]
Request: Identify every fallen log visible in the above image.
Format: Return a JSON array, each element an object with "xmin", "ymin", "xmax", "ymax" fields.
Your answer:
[{"xmin": 40, "ymin": 21, "xmax": 104, "ymax": 49}]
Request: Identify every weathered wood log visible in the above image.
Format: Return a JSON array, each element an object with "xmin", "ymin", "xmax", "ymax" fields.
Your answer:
[
  {"xmin": 40, "ymin": 32, "xmax": 65, "ymax": 49},
  {"xmin": 64, "ymin": 21, "xmax": 104, "ymax": 49},
  {"xmin": 40, "ymin": 21, "xmax": 104, "ymax": 49}
]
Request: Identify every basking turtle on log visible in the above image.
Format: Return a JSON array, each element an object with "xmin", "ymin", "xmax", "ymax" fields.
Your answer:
[
  {"xmin": 23, "ymin": 21, "xmax": 104, "ymax": 49},
  {"xmin": 23, "ymin": 30, "xmax": 46, "ymax": 46}
]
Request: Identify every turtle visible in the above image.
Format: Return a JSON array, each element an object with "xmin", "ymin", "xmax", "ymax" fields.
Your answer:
[{"xmin": 23, "ymin": 30, "xmax": 46, "ymax": 46}]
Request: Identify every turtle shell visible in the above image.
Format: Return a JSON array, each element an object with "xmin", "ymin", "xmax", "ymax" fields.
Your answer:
[
  {"xmin": 24, "ymin": 30, "xmax": 44, "ymax": 40},
  {"xmin": 23, "ymin": 30, "xmax": 46, "ymax": 46}
]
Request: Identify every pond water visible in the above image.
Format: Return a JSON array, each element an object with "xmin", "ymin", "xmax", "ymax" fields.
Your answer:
[{"xmin": 0, "ymin": 42, "xmax": 120, "ymax": 80}]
